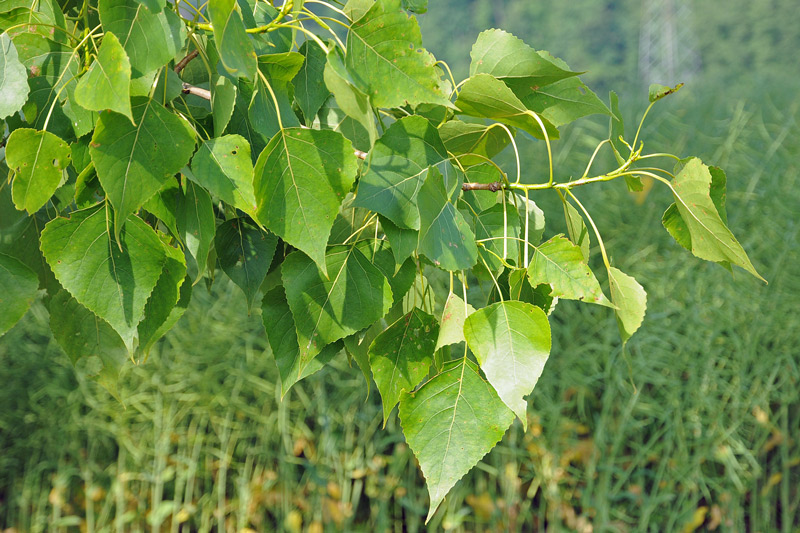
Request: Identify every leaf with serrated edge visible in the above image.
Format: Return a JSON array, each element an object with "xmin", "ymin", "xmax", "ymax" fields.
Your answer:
[
  {"xmin": 6, "ymin": 128, "xmax": 71, "ymax": 214},
  {"xmin": 211, "ymin": 76, "xmax": 237, "ymax": 137},
  {"xmin": 293, "ymin": 41, "xmax": 330, "ymax": 122},
  {"xmin": 137, "ymin": 242, "xmax": 189, "ymax": 356},
  {"xmin": 49, "ymin": 289, "xmax": 128, "ymax": 402},
  {"xmin": 177, "ymin": 178, "xmax": 216, "ymax": 283},
  {"xmin": 215, "ymin": 218, "xmax": 277, "ymax": 311},
  {"xmin": 667, "ymin": 158, "xmax": 763, "ymax": 280},
  {"xmin": 464, "ymin": 301, "xmax": 551, "ymax": 429},
  {"xmin": 353, "ymin": 115, "xmax": 448, "ymax": 230},
  {"xmin": 399, "ymin": 358, "xmax": 514, "ymax": 522},
  {"xmin": 0, "ymin": 33, "xmax": 30, "ymax": 119},
  {"xmin": 435, "ymin": 292, "xmax": 476, "ymax": 351},
  {"xmin": 417, "ymin": 167, "xmax": 478, "ymax": 272},
  {"xmin": 369, "ymin": 308, "xmax": 437, "ymax": 424},
  {"xmin": 190, "ymin": 135, "xmax": 257, "ymax": 217},
  {"xmin": 90, "ymin": 97, "xmax": 196, "ymax": 240},
  {"xmin": 0, "ymin": 253, "xmax": 39, "ymax": 336},
  {"xmin": 380, "ymin": 215, "xmax": 418, "ymax": 264},
  {"xmin": 527, "ymin": 235, "xmax": 612, "ymax": 306},
  {"xmin": 74, "ymin": 32, "xmax": 132, "ymax": 122},
  {"xmin": 469, "ymin": 29, "xmax": 578, "ymax": 88},
  {"xmin": 346, "ymin": 0, "xmax": 451, "ymax": 109},
  {"xmin": 254, "ymin": 128, "xmax": 358, "ymax": 273},
  {"xmin": 456, "ymin": 74, "xmax": 559, "ymax": 140},
  {"xmin": 607, "ymin": 266, "xmax": 647, "ymax": 343},
  {"xmin": 282, "ymin": 246, "xmax": 393, "ymax": 364},
  {"xmin": 262, "ymin": 286, "xmax": 341, "ymax": 397},
  {"xmin": 98, "ymin": 0, "xmax": 186, "ymax": 78},
  {"xmin": 40, "ymin": 205, "xmax": 166, "ymax": 351}
]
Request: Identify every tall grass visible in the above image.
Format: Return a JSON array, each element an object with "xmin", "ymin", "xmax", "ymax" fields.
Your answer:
[{"xmin": 1, "ymin": 94, "xmax": 797, "ymax": 531}]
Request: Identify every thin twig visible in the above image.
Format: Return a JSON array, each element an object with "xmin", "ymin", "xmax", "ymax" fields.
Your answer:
[
  {"xmin": 174, "ymin": 50, "xmax": 199, "ymax": 73},
  {"xmin": 462, "ymin": 181, "xmax": 503, "ymax": 192},
  {"xmin": 182, "ymin": 82, "xmax": 211, "ymax": 100}
]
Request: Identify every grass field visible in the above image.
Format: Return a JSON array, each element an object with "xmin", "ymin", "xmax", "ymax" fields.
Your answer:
[{"xmin": 1, "ymin": 92, "xmax": 798, "ymax": 532}]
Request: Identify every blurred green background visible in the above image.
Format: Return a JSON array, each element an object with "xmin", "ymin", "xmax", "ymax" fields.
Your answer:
[{"xmin": 1, "ymin": 0, "xmax": 799, "ymax": 531}]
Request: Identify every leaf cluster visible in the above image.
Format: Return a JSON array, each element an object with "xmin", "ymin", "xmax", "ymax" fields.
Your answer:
[{"xmin": 0, "ymin": 0, "xmax": 763, "ymax": 520}]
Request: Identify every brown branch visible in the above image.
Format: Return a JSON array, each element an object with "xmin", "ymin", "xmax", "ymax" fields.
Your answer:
[
  {"xmin": 182, "ymin": 82, "xmax": 211, "ymax": 100},
  {"xmin": 461, "ymin": 181, "xmax": 503, "ymax": 192},
  {"xmin": 174, "ymin": 50, "xmax": 199, "ymax": 74}
]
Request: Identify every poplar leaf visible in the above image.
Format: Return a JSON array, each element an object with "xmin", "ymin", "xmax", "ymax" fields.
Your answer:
[
  {"xmin": 190, "ymin": 135, "xmax": 257, "ymax": 217},
  {"xmin": 434, "ymin": 292, "xmax": 475, "ymax": 351},
  {"xmin": 607, "ymin": 266, "xmax": 647, "ymax": 343},
  {"xmin": 40, "ymin": 205, "xmax": 167, "ymax": 351},
  {"xmin": 0, "ymin": 252, "xmax": 39, "ymax": 336},
  {"xmin": 73, "ymin": 32, "xmax": 132, "ymax": 122},
  {"xmin": 399, "ymin": 358, "xmax": 514, "ymax": 522},
  {"xmin": 215, "ymin": 218, "xmax": 278, "ymax": 311},
  {"xmin": 293, "ymin": 41, "xmax": 330, "ymax": 122},
  {"xmin": 176, "ymin": 178, "xmax": 216, "ymax": 283},
  {"xmin": 0, "ymin": 33, "xmax": 29, "ymax": 119},
  {"xmin": 438, "ymin": 120, "xmax": 512, "ymax": 167},
  {"xmin": 353, "ymin": 115, "xmax": 448, "ymax": 230},
  {"xmin": 463, "ymin": 301, "xmax": 551, "ymax": 428},
  {"xmin": 346, "ymin": 0, "xmax": 452, "ymax": 109},
  {"xmin": 527, "ymin": 235, "xmax": 613, "ymax": 306},
  {"xmin": 208, "ymin": 0, "xmax": 256, "ymax": 79},
  {"xmin": 6, "ymin": 128, "xmax": 71, "ymax": 214},
  {"xmin": 281, "ymin": 246, "xmax": 393, "ymax": 364},
  {"xmin": 369, "ymin": 308, "xmax": 437, "ymax": 424},
  {"xmin": 254, "ymin": 128, "xmax": 359, "ymax": 273},
  {"xmin": 90, "ymin": 97, "xmax": 196, "ymax": 239}
]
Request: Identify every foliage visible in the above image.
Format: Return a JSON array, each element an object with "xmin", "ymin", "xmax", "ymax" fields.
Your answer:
[{"xmin": 0, "ymin": 0, "xmax": 764, "ymax": 520}]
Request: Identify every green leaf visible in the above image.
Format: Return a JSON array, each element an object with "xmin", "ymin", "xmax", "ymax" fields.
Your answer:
[
  {"xmin": 40, "ymin": 205, "xmax": 167, "ymax": 351},
  {"xmin": 399, "ymin": 358, "xmax": 514, "ymax": 522},
  {"xmin": 665, "ymin": 158, "xmax": 763, "ymax": 281},
  {"xmin": 212, "ymin": 75, "xmax": 237, "ymax": 137},
  {"xmin": 90, "ymin": 97, "xmax": 196, "ymax": 239},
  {"xmin": 518, "ymin": 76, "xmax": 610, "ymax": 128},
  {"xmin": 262, "ymin": 286, "xmax": 342, "ymax": 398},
  {"xmin": 281, "ymin": 246, "xmax": 393, "ymax": 363},
  {"xmin": 663, "ymin": 164, "xmax": 729, "ymax": 251},
  {"xmin": 353, "ymin": 115, "xmax": 448, "ymax": 230},
  {"xmin": 0, "ymin": 33, "xmax": 29, "ymax": 119},
  {"xmin": 0, "ymin": 252, "xmax": 39, "ymax": 336},
  {"xmin": 248, "ymin": 77, "xmax": 299, "ymax": 140},
  {"xmin": 369, "ymin": 308, "xmax": 438, "ymax": 424},
  {"xmin": 12, "ymin": 33, "xmax": 76, "ymax": 89},
  {"xmin": 293, "ymin": 41, "xmax": 329, "ymax": 122},
  {"xmin": 455, "ymin": 74, "xmax": 559, "ymax": 140},
  {"xmin": 208, "ymin": 0, "xmax": 256, "ymax": 79},
  {"xmin": 354, "ymin": 239, "xmax": 416, "ymax": 304},
  {"xmin": 254, "ymin": 128, "xmax": 359, "ymax": 272},
  {"xmin": 343, "ymin": 321, "xmax": 384, "ymax": 394},
  {"xmin": 313, "ymin": 95, "xmax": 371, "ymax": 152},
  {"xmin": 459, "ymin": 162, "xmax": 503, "ymax": 214},
  {"xmin": 527, "ymin": 235, "xmax": 612, "ymax": 306},
  {"xmin": 323, "ymin": 47, "xmax": 377, "ymax": 148},
  {"xmin": 346, "ymin": 0, "xmax": 451, "ymax": 109},
  {"xmin": 473, "ymin": 202, "xmax": 520, "ymax": 272},
  {"xmin": 215, "ymin": 218, "xmax": 278, "ymax": 311},
  {"xmin": 22, "ymin": 76, "xmax": 74, "ymax": 140},
  {"xmin": 49, "ymin": 289, "xmax": 127, "ymax": 401},
  {"xmin": 402, "ymin": 0, "xmax": 427, "ymax": 14},
  {"xmin": 469, "ymin": 29, "xmax": 578, "ymax": 89},
  {"xmin": 434, "ymin": 292, "xmax": 475, "ymax": 351},
  {"xmin": 142, "ymin": 179, "xmax": 181, "ymax": 239},
  {"xmin": 257, "ymin": 52, "xmax": 304, "ymax": 82},
  {"xmin": 607, "ymin": 266, "xmax": 647, "ymax": 343},
  {"xmin": 98, "ymin": 0, "xmax": 186, "ymax": 78},
  {"xmin": 177, "ymin": 178, "xmax": 216, "ymax": 283},
  {"xmin": 73, "ymin": 32, "xmax": 132, "ymax": 122},
  {"xmin": 344, "ymin": 0, "xmax": 374, "ymax": 21},
  {"xmin": 516, "ymin": 193, "xmax": 546, "ymax": 251},
  {"xmin": 417, "ymin": 167, "xmax": 478, "ymax": 272},
  {"xmin": 6, "ymin": 128, "xmax": 71, "ymax": 214},
  {"xmin": 649, "ymin": 82, "xmax": 684, "ymax": 103},
  {"xmin": 379, "ymin": 215, "xmax": 418, "ymax": 264},
  {"xmin": 438, "ymin": 120, "xmax": 511, "ymax": 167},
  {"xmin": 563, "ymin": 200, "xmax": 590, "ymax": 260},
  {"xmin": 136, "ymin": 241, "xmax": 190, "ymax": 355},
  {"xmin": 190, "ymin": 135, "xmax": 257, "ymax": 217},
  {"xmin": 464, "ymin": 300, "xmax": 551, "ymax": 429}
]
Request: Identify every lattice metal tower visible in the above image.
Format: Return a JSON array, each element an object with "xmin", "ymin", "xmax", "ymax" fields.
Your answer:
[{"xmin": 639, "ymin": 0, "xmax": 700, "ymax": 86}]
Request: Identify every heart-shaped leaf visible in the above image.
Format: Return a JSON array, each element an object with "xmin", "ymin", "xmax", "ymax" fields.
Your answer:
[{"xmin": 6, "ymin": 128, "xmax": 71, "ymax": 214}]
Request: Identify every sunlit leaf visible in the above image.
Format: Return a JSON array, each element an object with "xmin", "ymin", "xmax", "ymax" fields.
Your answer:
[
  {"xmin": 74, "ymin": 32, "xmax": 132, "ymax": 122},
  {"xmin": 293, "ymin": 40, "xmax": 329, "ymax": 122},
  {"xmin": 434, "ymin": 292, "xmax": 475, "ymax": 351},
  {"xmin": 438, "ymin": 120, "xmax": 512, "ymax": 167},
  {"xmin": 464, "ymin": 300, "xmax": 551, "ymax": 428},
  {"xmin": 323, "ymin": 47, "xmax": 377, "ymax": 148},
  {"xmin": 607, "ymin": 266, "xmax": 647, "ymax": 343},
  {"xmin": 0, "ymin": 33, "xmax": 29, "ymax": 119},
  {"xmin": 190, "ymin": 134, "xmax": 257, "ymax": 217},
  {"xmin": 208, "ymin": 0, "xmax": 256, "ymax": 79},
  {"xmin": 40, "ymin": 205, "xmax": 166, "ymax": 351},
  {"xmin": 254, "ymin": 128, "xmax": 359, "ymax": 273},
  {"xmin": 399, "ymin": 358, "xmax": 514, "ymax": 522},
  {"xmin": 346, "ymin": 0, "xmax": 451, "ymax": 109},
  {"xmin": 6, "ymin": 128, "xmax": 71, "ymax": 213}
]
